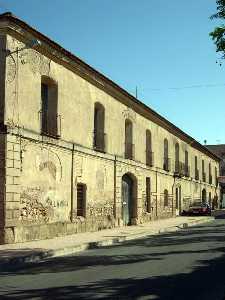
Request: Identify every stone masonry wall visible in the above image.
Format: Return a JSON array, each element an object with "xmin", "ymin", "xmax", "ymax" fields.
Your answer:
[
  {"xmin": 0, "ymin": 133, "xmax": 6, "ymax": 243},
  {"xmin": 4, "ymin": 133, "xmax": 21, "ymax": 243},
  {"xmin": 3, "ymin": 130, "xmax": 117, "ymax": 243}
]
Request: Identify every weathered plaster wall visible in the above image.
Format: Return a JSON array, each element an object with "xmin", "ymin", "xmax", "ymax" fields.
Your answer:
[
  {"xmin": 19, "ymin": 142, "xmax": 71, "ymax": 224},
  {"xmin": 4, "ymin": 34, "xmax": 219, "ymax": 176},
  {"xmin": 73, "ymin": 153, "xmax": 114, "ymax": 219},
  {"xmin": 0, "ymin": 32, "xmax": 220, "ymax": 244}
]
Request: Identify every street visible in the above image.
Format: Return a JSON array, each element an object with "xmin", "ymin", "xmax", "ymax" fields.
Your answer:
[{"xmin": 1, "ymin": 219, "xmax": 225, "ymax": 299}]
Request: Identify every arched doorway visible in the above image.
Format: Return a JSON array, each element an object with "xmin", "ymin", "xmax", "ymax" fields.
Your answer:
[
  {"xmin": 202, "ymin": 189, "xmax": 207, "ymax": 203},
  {"xmin": 121, "ymin": 173, "xmax": 137, "ymax": 225}
]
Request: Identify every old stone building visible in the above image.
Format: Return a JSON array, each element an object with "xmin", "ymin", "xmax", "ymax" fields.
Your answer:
[
  {"xmin": 206, "ymin": 144, "xmax": 225, "ymax": 207},
  {"xmin": 0, "ymin": 13, "xmax": 220, "ymax": 244}
]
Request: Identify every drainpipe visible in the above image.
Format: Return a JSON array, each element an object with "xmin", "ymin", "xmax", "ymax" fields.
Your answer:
[{"xmin": 70, "ymin": 143, "xmax": 75, "ymax": 222}]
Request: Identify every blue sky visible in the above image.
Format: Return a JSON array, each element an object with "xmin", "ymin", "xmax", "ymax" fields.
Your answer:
[{"xmin": 1, "ymin": 0, "xmax": 224, "ymax": 144}]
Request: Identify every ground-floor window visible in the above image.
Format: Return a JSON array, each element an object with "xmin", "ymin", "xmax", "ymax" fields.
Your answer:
[
  {"xmin": 146, "ymin": 177, "xmax": 151, "ymax": 213},
  {"xmin": 77, "ymin": 183, "xmax": 86, "ymax": 217},
  {"xmin": 164, "ymin": 189, "xmax": 169, "ymax": 207}
]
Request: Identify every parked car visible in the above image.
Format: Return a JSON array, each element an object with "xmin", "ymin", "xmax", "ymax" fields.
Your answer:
[{"xmin": 183, "ymin": 201, "xmax": 211, "ymax": 216}]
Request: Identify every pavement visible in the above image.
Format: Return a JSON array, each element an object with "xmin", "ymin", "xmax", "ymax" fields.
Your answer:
[{"xmin": 0, "ymin": 215, "xmax": 214, "ymax": 268}]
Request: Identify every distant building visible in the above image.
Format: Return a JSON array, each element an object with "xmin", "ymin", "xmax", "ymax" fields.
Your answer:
[
  {"xmin": 0, "ymin": 13, "xmax": 220, "ymax": 244},
  {"xmin": 206, "ymin": 144, "xmax": 225, "ymax": 207}
]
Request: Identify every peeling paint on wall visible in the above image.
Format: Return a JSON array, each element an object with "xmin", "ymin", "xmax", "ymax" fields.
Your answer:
[
  {"xmin": 88, "ymin": 199, "xmax": 113, "ymax": 218},
  {"xmin": 20, "ymin": 187, "xmax": 52, "ymax": 223},
  {"xmin": 20, "ymin": 187, "xmax": 68, "ymax": 223},
  {"xmin": 35, "ymin": 148, "xmax": 62, "ymax": 182},
  {"xmin": 39, "ymin": 161, "xmax": 57, "ymax": 180}
]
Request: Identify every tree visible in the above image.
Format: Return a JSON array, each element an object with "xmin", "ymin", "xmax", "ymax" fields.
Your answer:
[{"xmin": 210, "ymin": 0, "xmax": 225, "ymax": 58}]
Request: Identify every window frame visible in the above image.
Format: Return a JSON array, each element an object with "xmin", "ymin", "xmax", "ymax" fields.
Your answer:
[
  {"xmin": 164, "ymin": 189, "xmax": 169, "ymax": 207},
  {"xmin": 77, "ymin": 183, "xmax": 87, "ymax": 218},
  {"xmin": 40, "ymin": 76, "xmax": 59, "ymax": 138}
]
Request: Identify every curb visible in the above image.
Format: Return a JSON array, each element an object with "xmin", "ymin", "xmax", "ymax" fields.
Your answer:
[{"xmin": 0, "ymin": 216, "xmax": 214, "ymax": 270}]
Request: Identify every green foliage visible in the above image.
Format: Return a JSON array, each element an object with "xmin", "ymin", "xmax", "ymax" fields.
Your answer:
[
  {"xmin": 210, "ymin": 0, "xmax": 225, "ymax": 58},
  {"xmin": 211, "ymin": 0, "xmax": 225, "ymax": 19},
  {"xmin": 210, "ymin": 26, "xmax": 225, "ymax": 58}
]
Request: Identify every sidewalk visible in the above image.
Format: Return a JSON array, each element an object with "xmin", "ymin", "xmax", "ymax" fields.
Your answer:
[{"xmin": 0, "ymin": 215, "xmax": 213, "ymax": 268}]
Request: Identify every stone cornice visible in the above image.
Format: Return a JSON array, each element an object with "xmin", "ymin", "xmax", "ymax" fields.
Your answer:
[{"xmin": 0, "ymin": 12, "xmax": 220, "ymax": 162}]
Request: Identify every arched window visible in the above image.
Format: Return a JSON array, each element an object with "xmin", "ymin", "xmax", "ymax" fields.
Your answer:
[
  {"xmin": 175, "ymin": 143, "xmax": 179, "ymax": 173},
  {"xmin": 209, "ymin": 163, "xmax": 212, "ymax": 184},
  {"xmin": 146, "ymin": 130, "xmax": 153, "ymax": 166},
  {"xmin": 184, "ymin": 150, "xmax": 189, "ymax": 176},
  {"xmin": 195, "ymin": 156, "xmax": 199, "ymax": 180},
  {"xmin": 163, "ymin": 138, "xmax": 169, "ymax": 171},
  {"xmin": 164, "ymin": 189, "xmax": 169, "ymax": 207},
  {"xmin": 202, "ymin": 160, "xmax": 205, "ymax": 182},
  {"xmin": 125, "ymin": 119, "xmax": 133, "ymax": 159},
  {"xmin": 93, "ymin": 102, "xmax": 105, "ymax": 152},
  {"xmin": 41, "ymin": 76, "xmax": 58, "ymax": 137},
  {"xmin": 77, "ymin": 183, "xmax": 86, "ymax": 217},
  {"xmin": 215, "ymin": 167, "xmax": 218, "ymax": 186}
]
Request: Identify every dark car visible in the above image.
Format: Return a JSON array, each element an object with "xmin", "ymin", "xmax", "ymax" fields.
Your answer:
[{"xmin": 183, "ymin": 201, "xmax": 211, "ymax": 216}]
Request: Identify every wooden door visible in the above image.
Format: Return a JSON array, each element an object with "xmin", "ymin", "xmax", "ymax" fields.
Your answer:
[{"xmin": 122, "ymin": 175, "xmax": 133, "ymax": 225}]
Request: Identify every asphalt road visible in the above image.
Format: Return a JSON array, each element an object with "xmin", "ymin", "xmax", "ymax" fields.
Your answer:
[{"xmin": 1, "ymin": 219, "xmax": 225, "ymax": 300}]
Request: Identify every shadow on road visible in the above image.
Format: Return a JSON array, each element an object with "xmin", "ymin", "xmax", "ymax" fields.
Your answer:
[
  {"xmin": 1, "ymin": 221, "xmax": 225, "ymax": 299},
  {"xmin": 1, "ymin": 254, "xmax": 225, "ymax": 300},
  {"xmin": 213, "ymin": 210, "xmax": 225, "ymax": 219}
]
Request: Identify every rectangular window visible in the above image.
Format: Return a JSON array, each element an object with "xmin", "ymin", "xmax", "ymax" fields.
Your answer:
[
  {"xmin": 41, "ymin": 83, "xmax": 48, "ymax": 109},
  {"xmin": 41, "ymin": 83, "xmax": 48, "ymax": 134},
  {"xmin": 41, "ymin": 78, "xmax": 59, "ymax": 137},
  {"xmin": 146, "ymin": 177, "xmax": 151, "ymax": 213},
  {"xmin": 77, "ymin": 184, "xmax": 86, "ymax": 217},
  {"xmin": 164, "ymin": 189, "xmax": 169, "ymax": 207}
]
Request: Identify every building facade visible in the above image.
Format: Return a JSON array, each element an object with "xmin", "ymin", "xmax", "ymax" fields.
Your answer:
[
  {"xmin": 206, "ymin": 144, "xmax": 225, "ymax": 208},
  {"xmin": 0, "ymin": 13, "xmax": 220, "ymax": 244}
]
